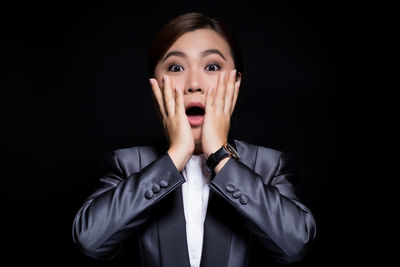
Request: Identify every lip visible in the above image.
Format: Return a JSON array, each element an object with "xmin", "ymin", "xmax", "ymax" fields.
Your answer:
[
  {"xmin": 185, "ymin": 102, "xmax": 205, "ymax": 110},
  {"xmin": 185, "ymin": 102, "xmax": 205, "ymax": 127}
]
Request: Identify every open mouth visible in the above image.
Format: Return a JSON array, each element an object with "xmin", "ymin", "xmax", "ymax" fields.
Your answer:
[
  {"xmin": 185, "ymin": 103, "xmax": 205, "ymax": 126},
  {"xmin": 185, "ymin": 106, "xmax": 205, "ymax": 116}
]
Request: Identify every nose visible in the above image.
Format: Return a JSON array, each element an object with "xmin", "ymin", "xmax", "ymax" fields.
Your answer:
[
  {"xmin": 184, "ymin": 70, "xmax": 205, "ymax": 95},
  {"xmin": 187, "ymin": 88, "xmax": 202, "ymax": 93}
]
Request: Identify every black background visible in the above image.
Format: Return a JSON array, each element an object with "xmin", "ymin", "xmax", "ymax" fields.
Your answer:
[{"xmin": 2, "ymin": 0, "xmax": 371, "ymax": 265}]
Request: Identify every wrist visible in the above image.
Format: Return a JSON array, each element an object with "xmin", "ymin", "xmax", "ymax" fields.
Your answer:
[
  {"xmin": 167, "ymin": 147, "xmax": 192, "ymax": 171},
  {"xmin": 214, "ymin": 157, "xmax": 230, "ymax": 174},
  {"xmin": 205, "ymin": 141, "xmax": 226, "ymax": 157},
  {"xmin": 206, "ymin": 142, "xmax": 239, "ymax": 175}
]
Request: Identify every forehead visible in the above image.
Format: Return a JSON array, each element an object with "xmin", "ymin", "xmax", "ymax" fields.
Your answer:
[{"xmin": 167, "ymin": 29, "xmax": 232, "ymax": 59}]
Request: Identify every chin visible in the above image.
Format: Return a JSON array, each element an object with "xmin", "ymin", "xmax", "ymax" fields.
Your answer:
[{"xmin": 191, "ymin": 126, "xmax": 202, "ymax": 145}]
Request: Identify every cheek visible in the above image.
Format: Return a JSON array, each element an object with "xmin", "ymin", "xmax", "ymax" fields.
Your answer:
[
  {"xmin": 154, "ymin": 66, "xmax": 168, "ymax": 86},
  {"xmin": 153, "ymin": 72, "xmax": 185, "ymax": 90},
  {"xmin": 168, "ymin": 76, "xmax": 186, "ymax": 90},
  {"xmin": 204, "ymin": 74, "xmax": 220, "ymax": 88}
]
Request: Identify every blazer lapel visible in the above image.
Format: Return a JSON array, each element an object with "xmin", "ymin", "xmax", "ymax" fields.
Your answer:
[
  {"xmin": 200, "ymin": 191, "xmax": 233, "ymax": 267},
  {"xmin": 154, "ymin": 138, "xmax": 245, "ymax": 267},
  {"xmin": 199, "ymin": 138, "xmax": 252, "ymax": 267},
  {"xmin": 157, "ymin": 185, "xmax": 191, "ymax": 267},
  {"xmin": 147, "ymin": 138, "xmax": 189, "ymax": 267}
]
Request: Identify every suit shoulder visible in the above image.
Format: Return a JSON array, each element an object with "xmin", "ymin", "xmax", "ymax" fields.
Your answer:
[
  {"xmin": 104, "ymin": 145, "xmax": 158, "ymax": 177},
  {"xmin": 234, "ymin": 139, "xmax": 283, "ymax": 159},
  {"xmin": 112, "ymin": 146, "xmax": 139, "ymax": 160},
  {"xmin": 233, "ymin": 139, "xmax": 284, "ymax": 179}
]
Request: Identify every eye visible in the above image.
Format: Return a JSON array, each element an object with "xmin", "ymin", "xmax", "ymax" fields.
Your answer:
[
  {"xmin": 205, "ymin": 63, "xmax": 221, "ymax": 72},
  {"xmin": 168, "ymin": 64, "xmax": 184, "ymax": 72}
]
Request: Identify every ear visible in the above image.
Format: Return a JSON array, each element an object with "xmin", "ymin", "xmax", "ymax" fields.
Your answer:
[
  {"xmin": 236, "ymin": 71, "xmax": 242, "ymax": 83},
  {"xmin": 235, "ymin": 72, "xmax": 242, "ymax": 88}
]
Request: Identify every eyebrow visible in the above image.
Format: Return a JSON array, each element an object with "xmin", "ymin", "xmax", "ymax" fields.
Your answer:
[
  {"xmin": 161, "ymin": 49, "xmax": 227, "ymax": 62},
  {"xmin": 161, "ymin": 51, "xmax": 186, "ymax": 62},
  {"xmin": 201, "ymin": 49, "xmax": 226, "ymax": 61}
]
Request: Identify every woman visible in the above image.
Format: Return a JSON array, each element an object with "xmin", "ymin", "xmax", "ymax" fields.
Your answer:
[{"xmin": 72, "ymin": 12, "xmax": 316, "ymax": 266}]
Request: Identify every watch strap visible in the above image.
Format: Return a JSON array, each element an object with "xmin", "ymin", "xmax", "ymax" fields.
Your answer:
[{"xmin": 206, "ymin": 143, "xmax": 239, "ymax": 175}]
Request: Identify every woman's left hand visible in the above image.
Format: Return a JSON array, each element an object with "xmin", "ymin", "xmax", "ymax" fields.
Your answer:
[{"xmin": 202, "ymin": 69, "xmax": 241, "ymax": 158}]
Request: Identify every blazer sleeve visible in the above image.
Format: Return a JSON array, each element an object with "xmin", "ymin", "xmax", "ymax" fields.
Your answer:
[
  {"xmin": 209, "ymin": 149, "xmax": 316, "ymax": 264},
  {"xmin": 72, "ymin": 150, "xmax": 185, "ymax": 260}
]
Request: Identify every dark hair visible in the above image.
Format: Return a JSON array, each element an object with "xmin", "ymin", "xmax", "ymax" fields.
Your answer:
[{"xmin": 147, "ymin": 12, "xmax": 244, "ymax": 77}]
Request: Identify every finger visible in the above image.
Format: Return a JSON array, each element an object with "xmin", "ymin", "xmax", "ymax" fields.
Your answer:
[
  {"xmin": 149, "ymin": 78, "xmax": 167, "ymax": 119},
  {"xmin": 162, "ymin": 75, "xmax": 175, "ymax": 117},
  {"xmin": 224, "ymin": 69, "xmax": 236, "ymax": 114},
  {"xmin": 214, "ymin": 71, "xmax": 227, "ymax": 112},
  {"xmin": 231, "ymin": 79, "xmax": 241, "ymax": 114},
  {"xmin": 174, "ymin": 86, "xmax": 185, "ymax": 116},
  {"xmin": 205, "ymin": 85, "xmax": 215, "ymax": 113}
]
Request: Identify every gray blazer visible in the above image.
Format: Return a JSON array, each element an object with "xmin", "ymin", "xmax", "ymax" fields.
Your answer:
[{"xmin": 72, "ymin": 139, "xmax": 316, "ymax": 266}]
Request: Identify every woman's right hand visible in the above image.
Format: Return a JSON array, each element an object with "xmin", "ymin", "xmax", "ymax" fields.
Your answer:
[{"xmin": 149, "ymin": 75, "xmax": 194, "ymax": 171}]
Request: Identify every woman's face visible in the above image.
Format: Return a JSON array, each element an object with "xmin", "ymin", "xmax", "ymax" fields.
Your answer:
[{"xmin": 154, "ymin": 29, "xmax": 237, "ymax": 147}]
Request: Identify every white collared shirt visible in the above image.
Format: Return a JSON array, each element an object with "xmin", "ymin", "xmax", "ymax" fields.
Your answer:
[{"xmin": 181, "ymin": 153, "xmax": 211, "ymax": 267}]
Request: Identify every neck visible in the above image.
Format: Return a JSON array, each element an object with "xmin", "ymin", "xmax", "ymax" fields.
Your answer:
[{"xmin": 193, "ymin": 144, "xmax": 203, "ymax": 155}]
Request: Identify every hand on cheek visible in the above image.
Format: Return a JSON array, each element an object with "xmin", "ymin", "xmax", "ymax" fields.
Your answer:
[
  {"xmin": 149, "ymin": 75, "xmax": 194, "ymax": 171},
  {"xmin": 202, "ymin": 69, "xmax": 240, "ymax": 158}
]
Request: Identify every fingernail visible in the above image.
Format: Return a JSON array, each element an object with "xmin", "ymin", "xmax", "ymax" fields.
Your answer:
[
  {"xmin": 220, "ymin": 72, "xmax": 226, "ymax": 81},
  {"xmin": 231, "ymin": 69, "xmax": 237, "ymax": 77}
]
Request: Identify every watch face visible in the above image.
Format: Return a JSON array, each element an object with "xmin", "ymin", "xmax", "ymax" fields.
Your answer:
[{"xmin": 225, "ymin": 143, "xmax": 240, "ymax": 159}]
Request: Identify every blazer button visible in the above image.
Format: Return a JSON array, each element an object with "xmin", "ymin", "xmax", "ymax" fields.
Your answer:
[
  {"xmin": 225, "ymin": 184, "xmax": 235, "ymax": 193},
  {"xmin": 239, "ymin": 195, "xmax": 248, "ymax": 205},
  {"xmin": 144, "ymin": 190, "xmax": 154, "ymax": 199},
  {"xmin": 152, "ymin": 184, "xmax": 160, "ymax": 193},
  {"xmin": 232, "ymin": 190, "xmax": 242, "ymax": 198},
  {"xmin": 160, "ymin": 180, "xmax": 169, "ymax": 188}
]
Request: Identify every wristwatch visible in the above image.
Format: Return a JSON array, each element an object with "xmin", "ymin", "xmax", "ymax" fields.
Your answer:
[{"xmin": 206, "ymin": 143, "xmax": 240, "ymax": 175}]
